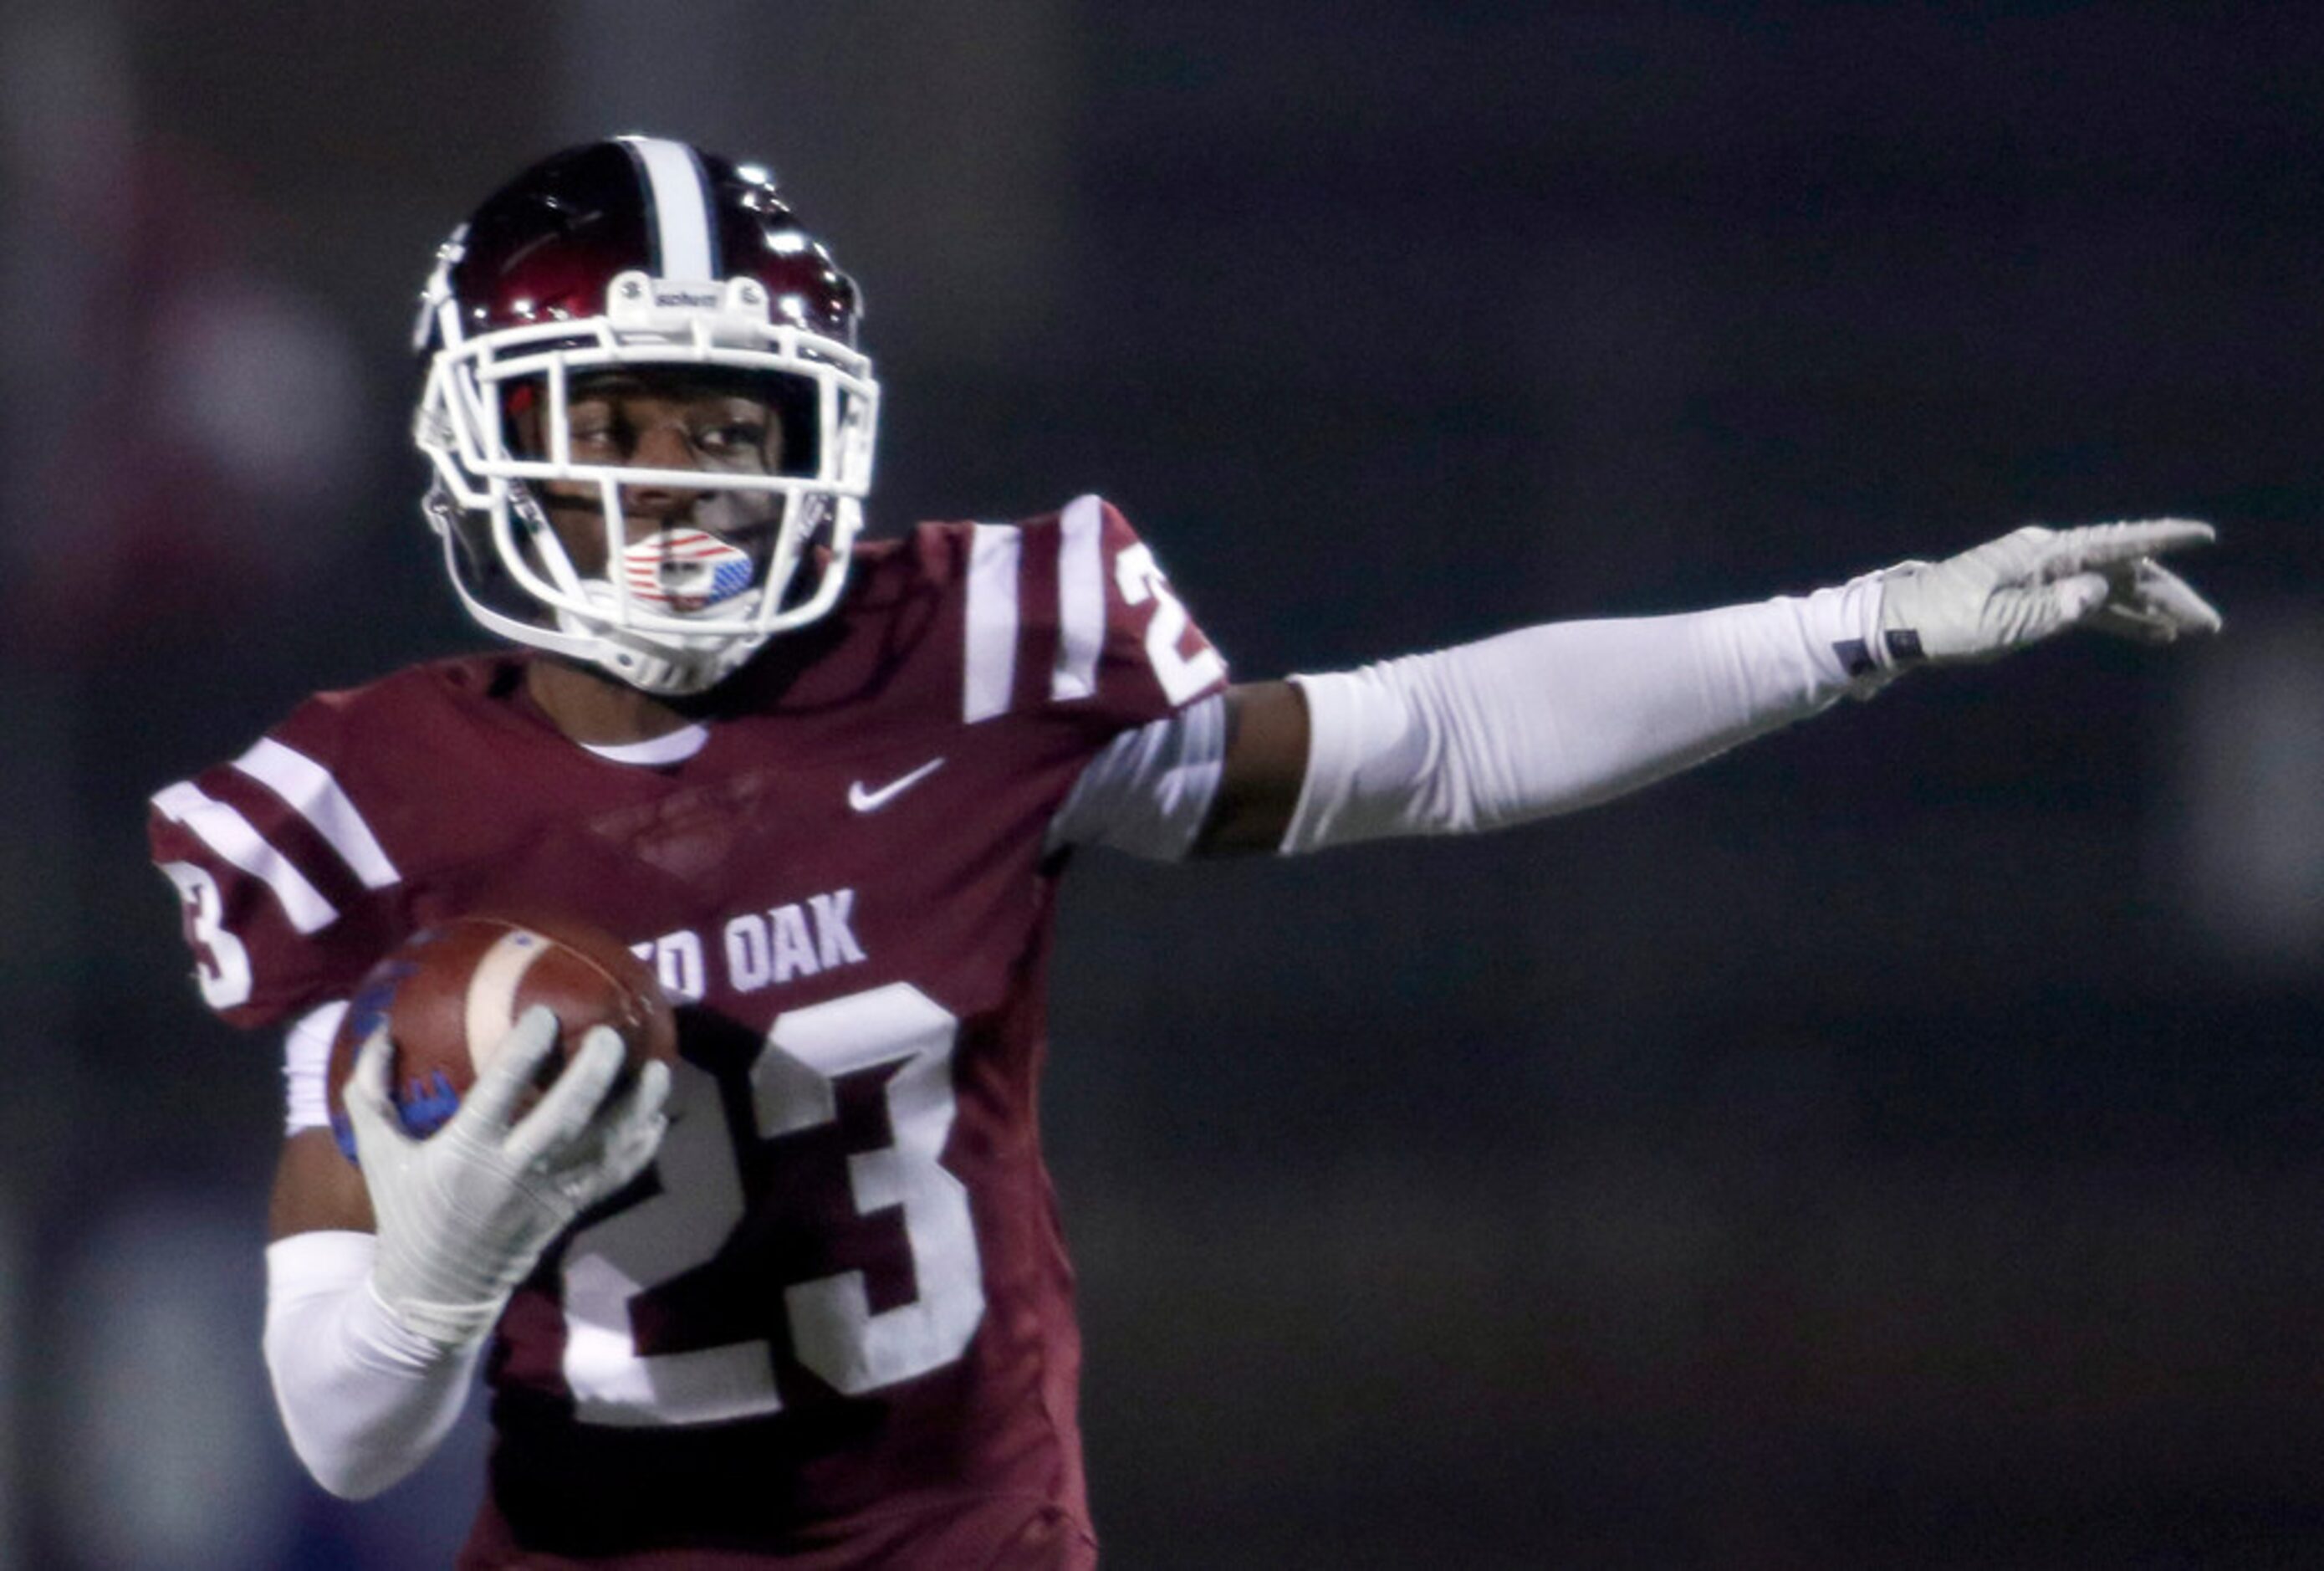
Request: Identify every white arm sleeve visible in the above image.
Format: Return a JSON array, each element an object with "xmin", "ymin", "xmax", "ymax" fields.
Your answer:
[
  {"xmin": 1282, "ymin": 576, "xmax": 1892, "ymax": 852},
  {"xmin": 282, "ymin": 1001, "xmax": 346, "ymax": 1135},
  {"xmin": 263, "ymin": 1230, "xmax": 480, "ymax": 1500},
  {"xmin": 1047, "ymin": 691, "xmax": 1229, "ymax": 859}
]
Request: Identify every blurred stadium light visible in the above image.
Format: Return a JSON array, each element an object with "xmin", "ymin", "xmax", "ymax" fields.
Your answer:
[{"xmin": 2175, "ymin": 611, "xmax": 2324, "ymax": 972}]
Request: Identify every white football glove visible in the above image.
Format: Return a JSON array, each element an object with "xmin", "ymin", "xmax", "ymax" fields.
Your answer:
[
  {"xmin": 345, "ymin": 1006, "xmax": 672, "ymax": 1348},
  {"xmin": 1875, "ymin": 519, "xmax": 2221, "ymax": 668}
]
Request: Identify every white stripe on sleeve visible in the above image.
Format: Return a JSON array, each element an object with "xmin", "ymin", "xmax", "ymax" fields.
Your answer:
[
  {"xmin": 151, "ymin": 781, "xmax": 339, "ymax": 934},
  {"xmin": 1051, "ymin": 494, "xmax": 1106, "ymax": 702},
  {"xmin": 233, "ymin": 738, "xmax": 401, "ymax": 890},
  {"xmin": 963, "ymin": 524, "xmax": 1022, "ymax": 724}
]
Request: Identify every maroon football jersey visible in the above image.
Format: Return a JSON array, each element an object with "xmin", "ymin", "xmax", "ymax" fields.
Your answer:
[{"xmin": 148, "ymin": 499, "xmax": 1228, "ymax": 1567}]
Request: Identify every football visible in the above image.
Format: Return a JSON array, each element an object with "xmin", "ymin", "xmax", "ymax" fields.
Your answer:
[{"xmin": 325, "ymin": 911, "xmax": 679, "ymax": 1161}]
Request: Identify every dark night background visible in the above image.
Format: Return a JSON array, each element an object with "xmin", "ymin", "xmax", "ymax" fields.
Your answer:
[{"xmin": 0, "ymin": 3, "xmax": 2317, "ymax": 1566}]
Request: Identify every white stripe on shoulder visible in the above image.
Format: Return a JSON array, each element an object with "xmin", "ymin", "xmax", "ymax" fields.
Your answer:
[
  {"xmin": 232, "ymin": 737, "xmax": 401, "ymax": 890},
  {"xmin": 151, "ymin": 781, "xmax": 338, "ymax": 935},
  {"xmin": 1051, "ymin": 494, "xmax": 1106, "ymax": 702},
  {"xmin": 963, "ymin": 523, "xmax": 1023, "ymax": 724},
  {"xmin": 620, "ymin": 135, "xmax": 716, "ymax": 279}
]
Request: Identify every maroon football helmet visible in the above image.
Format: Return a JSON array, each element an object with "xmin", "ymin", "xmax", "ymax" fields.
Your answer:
[{"xmin": 412, "ymin": 136, "xmax": 878, "ymax": 694}]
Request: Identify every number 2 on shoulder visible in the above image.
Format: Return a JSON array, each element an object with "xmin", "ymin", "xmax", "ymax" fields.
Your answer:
[{"xmin": 1116, "ymin": 542, "xmax": 1225, "ymax": 705}]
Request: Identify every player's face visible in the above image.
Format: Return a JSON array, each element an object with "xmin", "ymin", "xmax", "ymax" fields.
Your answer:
[{"xmin": 518, "ymin": 370, "xmax": 789, "ymax": 574}]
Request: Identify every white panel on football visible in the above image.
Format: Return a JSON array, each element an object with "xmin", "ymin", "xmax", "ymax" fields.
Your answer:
[{"xmin": 466, "ymin": 929, "xmax": 551, "ymax": 1072}]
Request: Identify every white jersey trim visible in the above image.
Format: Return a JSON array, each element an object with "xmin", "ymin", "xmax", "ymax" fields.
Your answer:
[
  {"xmin": 283, "ymin": 1000, "xmax": 347, "ymax": 1134},
  {"xmin": 580, "ymin": 724, "xmax": 710, "ymax": 766},
  {"xmin": 1050, "ymin": 494, "xmax": 1106, "ymax": 702},
  {"xmin": 233, "ymin": 737, "xmax": 401, "ymax": 890},
  {"xmin": 151, "ymin": 780, "xmax": 339, "ymax": 935},
  {"xmin": 963, "ymin": 523, "xmax": 1022, "ymax": 724}
]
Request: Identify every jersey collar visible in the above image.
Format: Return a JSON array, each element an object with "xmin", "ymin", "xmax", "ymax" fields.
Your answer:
[{"xmin": 579, "ymin": 724, "xmax": 711, "ymax": 766}]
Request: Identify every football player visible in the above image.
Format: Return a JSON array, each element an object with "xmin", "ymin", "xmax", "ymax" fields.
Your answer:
[{"xmin": 148, "ymin": 136, "xmax": 2220, "ymax": 1568}]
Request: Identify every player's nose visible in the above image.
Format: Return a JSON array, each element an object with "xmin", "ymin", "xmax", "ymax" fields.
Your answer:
[{"xmin": 620, "ymin": 422, "xmax": 709, "ymax": 517}]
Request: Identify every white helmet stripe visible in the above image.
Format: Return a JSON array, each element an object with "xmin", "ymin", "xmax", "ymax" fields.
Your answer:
[{"xmin": 619, "ymin": 135, "xmax": 717, "ymax": 279}]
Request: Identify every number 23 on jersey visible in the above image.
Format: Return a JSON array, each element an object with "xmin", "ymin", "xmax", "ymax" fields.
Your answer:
[{"xmin": 559, "ymin": 982, "xmax": 985, "ymax": 1425}]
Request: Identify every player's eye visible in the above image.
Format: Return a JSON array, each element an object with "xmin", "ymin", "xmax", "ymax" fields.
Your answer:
[
  {"xmin": 694, "ymin": 419, "xmax": 769, "ymax": 453},
  {"xmin": 563, "ymin": 406, "xmax": 620, "ymax": 455}
]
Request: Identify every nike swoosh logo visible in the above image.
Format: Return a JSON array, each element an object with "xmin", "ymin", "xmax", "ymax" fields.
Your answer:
[{"xmin": 847, "ymin": 757, "xmax": 947, "ymax": 813}]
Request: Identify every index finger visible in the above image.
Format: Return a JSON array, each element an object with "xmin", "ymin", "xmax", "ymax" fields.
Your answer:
[
  {"xmin": 455, "ymin": 1005, "xmax": 562, "ymax": 1133},
  {"xmin": 501, "ymin": 1026, "xmax": 626, "ymax": 1169},
  {"xmin": 2046, "ymin": 519, "xmax": 2215, "ymax": 572}
]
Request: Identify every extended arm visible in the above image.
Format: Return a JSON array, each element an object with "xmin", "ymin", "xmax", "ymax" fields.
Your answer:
[{"xmin": 1050, "ymin": 520, "xmax": 2218, "ymax": 860}]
